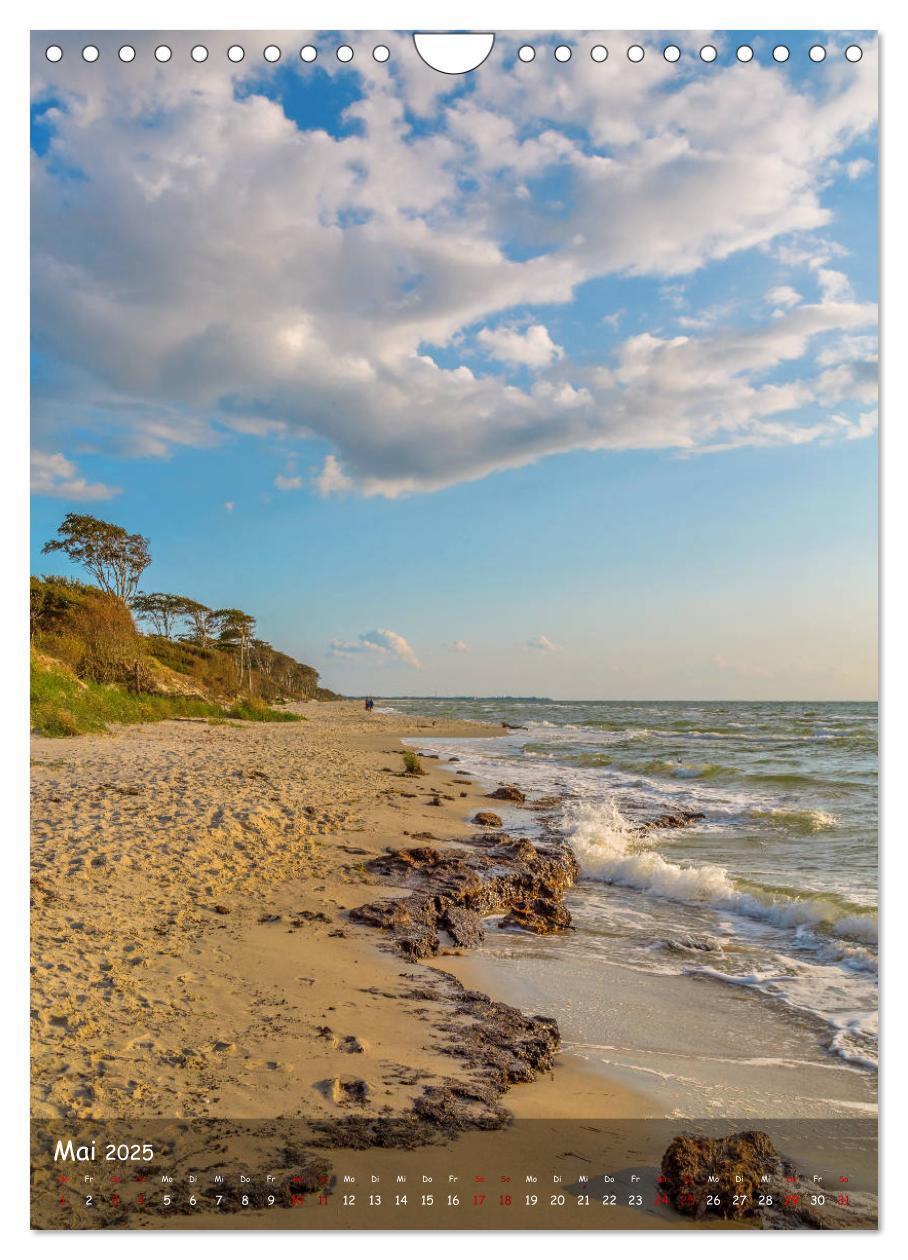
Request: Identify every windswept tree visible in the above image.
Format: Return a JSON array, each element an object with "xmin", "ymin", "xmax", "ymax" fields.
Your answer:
[
  {"xmin": 179, "ymin": 598, "xmax": 214, "ymax": 647},
  {"xmin": 211, "ymin": 608, "xmax": 256, "ymax": 687},
  {"xmin": 250, "ymin": 638, "xmax": 275, "ymax": 679},
  {"xmin": 130, "ymin": 592, "xmax": 215, "ymax": 643},
  {"xmin": 43, "ymin": 514, "xmax": 151, "ymax": 602},
  {"xmin": 130, "ymin": 592, "xmax": 190, "ymax": 640}
]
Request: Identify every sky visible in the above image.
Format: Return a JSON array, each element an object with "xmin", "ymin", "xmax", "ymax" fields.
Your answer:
[{"xmin": 30, "ymin": 30, "xmax": 878, "ymax": 700}]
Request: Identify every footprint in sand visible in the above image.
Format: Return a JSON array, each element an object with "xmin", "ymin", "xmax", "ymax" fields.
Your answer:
[
  {"xmin": 315, "ymin": 1076, "xmax": 371, "ymax": 1106},
  {"xmin": 315, "ymin": 1026, "xmax": 367, "ymax": 1053}
]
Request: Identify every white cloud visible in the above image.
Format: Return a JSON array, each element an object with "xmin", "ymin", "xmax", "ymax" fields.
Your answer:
[
  {"xmin": 817, "ymin": 269, "xmax": 853, "ymax": 302},
  {"xmin": 818, "ymin": 334, "xmax": 878, "ymax": 367},
  {"xmin": 846, "ymin": 158, "xmax": 872, "ymax": 179},
  {"xmin": 223, "ymin": 501, "xmax": 235, "ymax": 512},
  {"xmin": 329, "ymin": 628, "xmax": 422, "ymax": 670},
  {"xmin": 30, "ymin": 35, "xmax": 878, "ymax": 497},
  {"xmin": 443, "ymin": 639, "xmax": 469, "ymax": 653},
  {"xmin": 274, "ymin": 473, "xmax": 303, "ymax": 491},
  {"xmin": 477, "ymin": 322, "xmax": 564, "ymax": 368},
  {"xmin": 30, "ymin": 450, "xmax": 119, "ymax": 501},
  {"xmin": 834, "ymin": 410, "xmax": 878, "ymax": 440},
  {"xmin": 766, "ymin": 285, "xmax": 802, "ymax": 310},
  {"xmin": 816, "ymin": 360, "xmax": 878, "ymax": 406},
  {"xmin": 527, "ymin": 634, "xmax": 560, "ymax": 653},
  {"xmin": 314, "ymin": 455, "xmax": 354, "ymax": 496}
]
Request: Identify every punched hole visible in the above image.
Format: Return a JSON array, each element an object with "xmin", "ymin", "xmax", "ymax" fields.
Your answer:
[
  {"xmin": 773, "ymin": 45, "xmax": 790, "ymax": 63},
  {"xmin": 736, "ymin": 45, "xmax": 754, "ymax": 63},
  {"xmin": 845, "ymin": 45, "xmax": 863, "ymax": 63},
  {"xmin": 337, "ymin": 45, "xmax": 354, "ymax": 63},
  {"xmin": 45, "ymin": 45, "xmax": 63, "ymax": 63},
  {"xmin": 590, "ymin": 45, "xmax": 608, "ymax": 63},
  {"xmin": 264, "ymin": 45, "xmax": 281, "ymax": 63},
  {"xmin": 300, "ymin": 45, "xmax": 317, "ymax": 63},
  {"xmin": 154, "ymin": 45, "xmax": 172, "ymax": 63},
  {"xmin": 413, "ymin": 33, "xmax": 494, "ymax": 74},
  {"xmin": 554, "ymin": 45, "xmax": 572, "ymax": 63},
  {"xmin": 809, "ymin": 45, "xmax": 827, "ymax": 62},
  {"xmin": 700, "ymin": 45, "xmax": 718, "ymax": 63},
  {"xmin": 517, "ymin": 45, "xmax": 536, "ymax": 63},
  {"xmin": 227, "ymin": 45, "xmax": 245, "ymax": 63},
  {"xmin": 118, "ymin": 45, "xmax": 136, "ymax": 63},
  {"xmin": 627, "ymin": 45, "xmax": 645, "ymax": 62},
  {"xmin": 373, "ymin": 45, "xmax": 390, "ymax": 62},
  {"xmin": 81, "ymin": 45, "xmax": 99, "ymax": 62},
  {"xmin": 663, "ymin": 45, "xmax": 681, "ymax": 63},
  {"xmin": 191, "ymin": 45, "xmax": 209, "ymax": 63}
]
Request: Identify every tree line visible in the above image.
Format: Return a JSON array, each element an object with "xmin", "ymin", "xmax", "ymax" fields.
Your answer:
[{"xmin": 38, "ymin": 513, "xmax": 322, "ymax": 699}]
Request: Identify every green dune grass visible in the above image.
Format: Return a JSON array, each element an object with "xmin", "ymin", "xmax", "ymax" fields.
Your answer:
[{"xmin": 31, "ymin": 659, "xmax": 303, "ymax": 737}]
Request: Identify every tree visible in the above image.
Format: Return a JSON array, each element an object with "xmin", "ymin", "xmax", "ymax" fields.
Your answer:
[
  {"xmin": 130, "ymin": 592, "xmax": 214, "ymax": 642},
  {"xmin": 130, "ymin": 592, "xmax": 185, "ymax": 639},
  {"xmin": 43, "ymin": 514, "xmax": 151, "ymax": 602},
  {"xmin": 211, "ymin": 608, "xmax": 256, "ymax": 687},
  {"xmin": 179, "ymin": 598, "xmax": 214, "ymax": 646},
  {"xmin": 250, "ymin": 638, "xmax": 275, "ymax": 679}
]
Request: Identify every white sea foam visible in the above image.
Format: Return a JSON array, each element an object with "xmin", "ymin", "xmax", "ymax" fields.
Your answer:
[
  {"xmin": 749, "ymin": 806, "xmax": 840, "ymax": 832},
  {"xmin": 565, "ymin": 800, "xmax": 878, "ymax": 945},
  {"xmin": 687, "ymin": 964, "xmax": 878, "ymax": 1070},
  {"xmin": 411, "ymin": 710, "xmax": 877, "ymax": 1077},
  {"xmin": 828, "ymin": 1026, "xmax": 879, "ymax": 1071}
]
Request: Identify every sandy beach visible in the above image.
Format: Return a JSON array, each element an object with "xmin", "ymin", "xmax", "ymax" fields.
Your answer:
[
  {"xmin": 30, "ymin": 701, "xmax": 875, "ymax": 1230},
  {"xmin": 32, "ymin": 703, "xmax": 541, "ymax": 1118},
  {"xmin": 32, "ymin": 701, "xmax": 680, "ymax": 1228}
]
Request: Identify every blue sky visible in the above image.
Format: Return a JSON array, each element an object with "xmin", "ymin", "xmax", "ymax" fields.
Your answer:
[{"xmin": 30, "ymin": 31, "xmax": 878, "ymax": 699}]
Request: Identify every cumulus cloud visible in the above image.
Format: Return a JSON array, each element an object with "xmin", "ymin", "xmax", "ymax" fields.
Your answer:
[
  {"xmin": 443, "ymin": 639, "xmax": 469, "ymax": 653},
  {"xmin": 477, "ymin": 322, "xmax": 564, "ymax": 368},
  {"xmin": 30, "ymin": 33, "xmax": 878, "ymax": 497},
  {"xmin": 527, "ymin": 634, "xmax": 559, "ymax": 653},
  {"xmin": 329, "ymin": 628, "xmax": 422, "ymax": 669},
  {"xmin": 314, "ymin": 456, "xmax": 354, "ymax": 496},
  {"xmin": 847, "ymin": 158, "xmax": 872, "ymax": 179},
  {"xmin": 817, "ymin": 268, "xmax": 853, "ymax": 302},
  {"xmin": 30, "ymin": 450, "xmax": 119, "ymax": 500},
  {"xmin": 274, "ymin": 473, "xmax": 303, "ymax": 491},
  {"xmin": 766, "ymin": 285, "xmax": 802, "ymax": 310}
]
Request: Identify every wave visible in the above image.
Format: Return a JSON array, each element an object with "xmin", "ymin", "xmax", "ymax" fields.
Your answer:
[
  {"xmin": 654, "ymin": 933, "xmax": 724, "ymax": 955},
  {"xmin": 748, "ymin": 806, "xmax": 840, "ymax": 833},
  {"xmin": 640, "ymin": 759, "xmax": 727, "ymax": 780},
  {"xmin": 564, "ymin": 800, "xmax": 877, "ymax": 945},
  {"xmin": 526, "ymin": 720, "xmax": 580, "ymax": 731}
]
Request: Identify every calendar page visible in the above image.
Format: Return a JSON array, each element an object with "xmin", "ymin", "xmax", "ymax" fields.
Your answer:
[{"xmin": 29, "ymin": 29, "xmax": 879, "ymax": 1231}]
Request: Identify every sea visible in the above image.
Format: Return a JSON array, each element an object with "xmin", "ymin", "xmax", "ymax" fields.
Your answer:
[{"xmin": 382, "ymin": 698, "xmax": 878, "ymax": 1119}]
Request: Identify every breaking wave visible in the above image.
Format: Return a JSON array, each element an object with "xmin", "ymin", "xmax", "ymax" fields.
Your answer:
[
  {"xmin": 748, "ymin": 806, "xmax": 840, "ymax": 833},
  {"xmin": 565, "ymin": 800, "xmax": 876, "ymax": 945}
]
